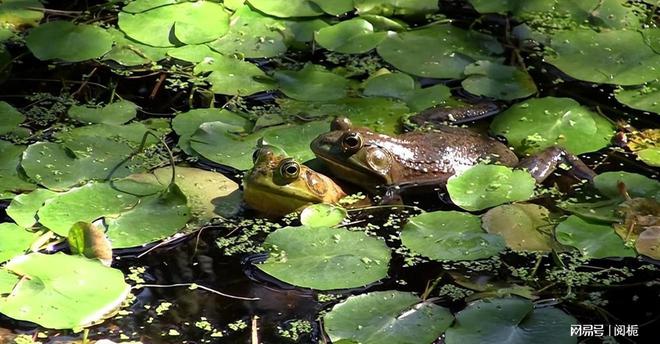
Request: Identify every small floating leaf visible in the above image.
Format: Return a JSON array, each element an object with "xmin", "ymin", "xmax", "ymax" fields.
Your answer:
[
  {"xmin": 315, "ymin": 18, "xmax": 386, "ymax": 54},
  {"xmin": 462, "ymin": 61, "xmax": 537, "ymax": 100},
  {"xmin": 102, "ymin": 28, "xmax": 169, "ymax": 66},
  {"xmin": 0, "ymin": 101, "xmax": 24, "ymax": 135},
  {"xmin": 615, "ymin": 81, "xmax": 660, "ymax": 115},
  {"xmin": 354, "ymin": 0, "xmax": 439, "ymax": 16},
  {"xmin": 0, "ymin": 140, "xmax": 35, "ymax": 195},
  {"xmin": 26, "ymin": 21, "xmax": 113, "ymax": 62},
  {"xmin": 300, "ymin": 203, "xmax": 347, "ymax": 227},
  {"xmin": 172, "ymin": 108, "xmax": 250, "ymax": 154},
  {"xmin": 68, "ymin": 100, "xmax": 138, "ymax": 125},
  {"xmin": 636, "ymin": 226, "xmax": 660, "ymax": 260},
  {"xmin": 67, "ymin": 222, "xmax": 113, "ymax": 266},
  {"xmin": 6, "ymin": 188, "xmax": 59, "ymax": 228},
  {"xmin": 362, "ymin": 72, "xmax": 416, "ymax": 100},
  {"xmin": 555, "ymin": 215, "xmax": 636, "ymax": 259},
  {"xmin": 482, "ymin": 204, "xmax": 554, "ymax": 252},
  {"xmin": 193, "ymin": 53, "xmax": 275, "ymax": 96},
  {"xmin": 593, "ymin": 171, "xmax": 660, "ymax": 200},
  {"xmin": 273, "ymin": 64, "xmax": 349, "ymax": 101},
  {"xmin": 0, "ymin": 0, "xmax": 44, "ymax": 29}
]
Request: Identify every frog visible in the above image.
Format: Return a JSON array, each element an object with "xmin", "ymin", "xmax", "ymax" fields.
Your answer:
[
  {"xmin": 242, "ymin": 146, "xmax": 346, "ymax": 217},
  {"xmin": 310, "ymin": 117, "xmax": 595, "ymax": 197}
]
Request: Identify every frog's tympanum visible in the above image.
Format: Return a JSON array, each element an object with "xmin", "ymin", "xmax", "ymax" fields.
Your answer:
[
  {"xmin": 243, "ymin": 146, "xmax": 346, "ymax": 217},
  {"xmin": 311, "ymin": 117, "xmax": 595, "ymax": 195}
]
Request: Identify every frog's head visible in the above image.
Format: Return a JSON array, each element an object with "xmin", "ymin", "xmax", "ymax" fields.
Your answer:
[
  {"xmin": 310, "ymin": 117, "xmax": 395, "ymax": 189},
  {"xmin": 242, "ymin": 146, "xmax": 345, "ymax": 217}
]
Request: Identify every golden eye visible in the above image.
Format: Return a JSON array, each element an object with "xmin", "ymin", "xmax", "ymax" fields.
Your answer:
[
  {"xmin": 341, "ymin": 132, "xmax": 362, "ymax": 153},
  {"xmin": 278, "ymin": 158, "xmax": 300, "ymax": 179},
  {"xmin": 366, "ymin": 147, "xmax": 391, "ymax": 173}
]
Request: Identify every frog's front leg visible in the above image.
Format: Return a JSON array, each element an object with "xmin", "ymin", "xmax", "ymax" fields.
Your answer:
[{"xmin": 516, "ymin": 146, "xmax": 596, "ymax": 183}]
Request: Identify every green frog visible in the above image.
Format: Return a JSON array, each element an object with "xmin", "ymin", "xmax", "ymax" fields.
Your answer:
[
  {"xmin": 310, "ymin": 117, "xmax": 595, "ymax": 196},
  {"xmin": 243, "ymin": 146, "xmax": 346, "ymax": 217}
]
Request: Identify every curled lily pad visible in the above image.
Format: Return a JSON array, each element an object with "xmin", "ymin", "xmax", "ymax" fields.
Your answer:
[
  {"xmin": 247, "ymin": 0, "xmax": 323, "ymax": 18},
  {"xmin": 0, "ymin": 223, "xmax": 36, "ymax": 263},
  {"xmin": 615, "ymin": 81, "xmax": 660, "ymax": 114},
  {"xmin": 0, "ymin": 101, "xmax": 24, "ymax": 135},
  {"xmin": 461, "ymin": 61, "xmax": 537, "ymax": 100},
  {"xmin": 323, "ymin": 291, "xmax": 453, "ymax": 344},
  {"xmin": 273, "ymin": 64, "xmax": 349, "ymax": 101},
  {"xmin": 482, "ymin": 204, "xmax": 554, "ymax": 252},
  {"xmin": 490, "ymin": 97, "xmax": 614, "ymax": 155},
  {"xmin": 447, "ymin": 164, "xmax": 536, "ymax": 212},
  {"xmin": 401, "ymin": 211, "xmax": 506, "ymax": 261},
  {"xmin": 26, "ymin": 21, "xmax": 113, "ymax": 62},
  {"xmin": 67, "ymin": 100, "xmax": 138, "ymax": 125},
  {"xmin": 118, "ymin": 0, "xmax": 229, "ymax": 47},
  {"xmin": 555, "ymin": 215, "xmax": 636, "ymax": 259},
  {"xmin": 593, "ymin": 171, "xmax": 660, "ymax": 200},
  {"xmin": 300, "ymin": 204, "xmax": 347, "ymax": 227},
  {"xmin": 67, "ymin": 222, "xmax": 113, "ymax": 266},
  {"xmin": 0, "ymin": 0, "xmax": 44, "ymax": 29},
  {"xmin": 354, "ymin": 0, "xmax": 439, "ymax": 16},
  {"xmin": 0, "ymin": 253, "xmax": 130, "ymax": 329},
  {"xmin": 6, "ymin": 188, "xmax": 59, "ymax": 228},
  {"xmin": 445, "ymin": 297, "xmax": 577, "ymax": 344},
  {"xmin": 257, "ymin": 226, "xmax": 391, "ymax": 290},
  {"xmin": 0, "ymin": 140, "xmax": 35, "ymax": 195},
  {"xmin": 636, "ymin": 226, "xmax": 660, "ymax": 259},
  {"xmin": 315, "ymin": 18, "xmax": 386, "ymax": 54},
  {"xmin": 546, "ymin": 29, "xmax": 660, "ymax": 86},
  {"xmin": 377, "ymin": 24, "xmax": 503, "ymax": 79}
]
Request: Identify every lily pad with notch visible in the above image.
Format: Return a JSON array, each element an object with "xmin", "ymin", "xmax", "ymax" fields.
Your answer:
[
  {"xmin": 0, "ymin": 140, "xmax": 35, "ymax": 195},
  {"xmin": 6, "ymin": 188, "xmax": 59, "ymax": 228}
]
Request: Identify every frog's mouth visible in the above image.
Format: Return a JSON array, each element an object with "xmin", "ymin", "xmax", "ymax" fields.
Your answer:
[
  {"xmin": 244, "ymin": 181, "xmax": 322, "ymax": 204},
  {"xmin": 314, "ymin": 154, "xmax": 388, "ymax": 190}
]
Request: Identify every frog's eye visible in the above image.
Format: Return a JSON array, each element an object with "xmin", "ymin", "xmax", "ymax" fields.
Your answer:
[
  {"xmin": 366, "ymin": 147, "xmax": 391, "ymax": 173},
  {"xmin": 341, "ymin": 132, "xmax": 363, "ymax": 153},
  {"xmin": 279, "ymin": 158, "xmax": 300, "ymax": 179}
]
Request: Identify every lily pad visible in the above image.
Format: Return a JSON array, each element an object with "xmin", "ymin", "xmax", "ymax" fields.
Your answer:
[
  {"xmin": 300, "ymin": 204, "xmax": 347, "ymax": 227},
  {"xmin": 546, "ymin": 29, "xmax": 660, "ymax": 86},
  {"xmin": 6, "ymin": 188, "xmax": 59, "ymax": 228},
  {"xmin": 67, "ymin": 100, "xmax": 138, "ymax": 125},
  {"xmin": 0, "ymin": 253, "xmax": 130, "ymax": 329},
  {"xmin": 284, "ymin": 19, "xmax": 329, "ymax": 43},
  {"xmin": 447, "ymin": 164, "xmax": 536, "ymax": 212},
  {"xmin": 445, "ymin": 297, "xmax": 577, "ymax": 344},
  {"xmin": 0, "ymin": 140, "xmax": 35, "ymax": 195},
  {"xmin": 558, "ymin": 199, "xmax": 621, "ymax": 223},
  {"xmin": 490, "ymin": 97, "xmax": 615, "ymax": 155},
  {"xmin": 0, "ymin": 0, "xmax": 43, "ymax": 29},
  {"xmin": 401, "ymin": 211, "xmax": 506, "ymax": 261},
  {"xmin": 377, "ymin": 24, "xmax": 503, "ymax": 79},
  {"xmin": 462, "ymin": 61, "xmax": 537, "ymax": 100},
  {"xmin": 404, "ymin": 83, "xmax": 458, "ymax": 112},
  {"xmin": 172, "ymin": 108, "xmax": 250, "ymax": 154},
  {"xmin": 193, "ymin": 52, "xmax": 275, "ymax": 96},
  {"xmin": 247, "ymin": 0, "xmax": 323, "ymax": 18},
  {"xmin": 273, "ymin": 64, "xmax": 349, "ymax": 101},
  {"xmin": 118, "ymin": 0, "xmax": 229, "ymax": 47},
  {"xmin": 636, "ymin": 226, "xmax": 660, "ymax": 260},
  {"xmin": 593, "ymin": 171, "xmax": 660, "ymax": 200},
  {"xmin": 0, "ymin": 223, "xmax": 36, "ymax": 263},
  {"xmin": 615, "ymin": 81, "xmax": 660, "ymax": 114},
  {"xmin": 209, "ymin": 6, "xmax": 287, "ymax": 58},
  {"xmin": 102, "ymin": 28, "xmax": 170, "ymax": 66},
  {"xmin": 257, "ymin": 226, "xmax": 391, "ymax": 290},
  {"xmin": 67, "ymin": 222, "xmax": 113, "ymax": 266},
  {"xmin": 323, "ymin": 291, "xmax": 453, "ymax": 344},
  {"xmin": 310, "ymin": 0, "xmax": 354, "ymax": 16},
  {"xmin": 315, "ymin": 18, "xmax": 386, "ymax": 54},
  {"xmin": 0, "ymin": 269, "xmax": 18, "ymax": 294},
  {"xmin": 482, "ymin": 204, "xmax": 554, "ymax": 252},
  {"xmin": 638, "ymin": 148, "xmax": 660, "ymax": 167},
  {"xmin": 0, "ymin": 101, "xmax": 24, "ymax": 135},
  {"xmin": 26, "ymin": 21, "xmax": 113, "ymax": 62},
  {"xmin": 555, "ymin": 215, "xmax": 636, "ymax": 259},
  {"xmin": 354, "ymin": 0, "xmax": 439, "ymax": 16},
  {"xmin": 362, "ymin": 72, "xmax": 416, "ymax": 100}
]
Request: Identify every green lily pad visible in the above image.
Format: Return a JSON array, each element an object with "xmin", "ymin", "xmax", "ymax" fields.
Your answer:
[
  {"xmin": 26, "ymin": 21, "xmax": 113, "ymax": 62},
  {"xmin": 462, "ymin": 61, "xmax": 537, "ymax": 100},
  {"xmin": 284, "ymin": 19, "xmax": 329, "ymax": 43},
  {"xmin": 102, "ymin": 28, "xmax": 170, "ymax": 66},
  {"xmin": 67, "ymin": 222, "xmax": 113, "ymax": 265},
  {"xmin": 193, "ymin": 52, "xmax": 275, "ymax": 96},
  {"xmin": 0, "ymin": 140, "xmax": 35, "ymax": 195},
  {"xmin": 0, "ymin": 223, "xmax": 36, "ymax": 263},
  {"xmin": 315, "ymin": 18, "xmax": 387, "ymax": 54},
  {"xmin": 615, "ymin": 81, "xmax": 660, "ymax": 114},
  {"xmin": 310, "ymin": 0, "xmax": 354, "ymax": 16},
  {"xmin": 300, "ymin": 204, "xmax": 347, "ymax": 227},
  {"xmin": 490, "ymin": 97, "xmax": 615, "ymax": 155},
  {"xmin": 354, "ymin": 0, "xmax": 439, "ymax": 16},
  {"xmin": 273, "ymin": 64, "xmax": 349, "ymax": 101},
  {"xmin": 172, "ymin": 108, "xmax": 250, "ymax": 155},
  {"xmin": 593, "ymin": 171, "xmax": 660, "ymax": 200},
  {"xmin": 0, "ymin": 0, "xmax": 43, "ymax": 29},
  {"xmin": 636, "ymin": 226, "xmax": 660, "ymax": 260},
  {"xmin": 257, "ymin": 226, "xmax": 391, "ymax": 290},
  {"xmin": 0, "ymin": 269, "xmax": 18, "ymax": 294},
  {"xmin": 546, "ymin": 29, "xmax": 660, "ymax": 86},
  {"xmin": 638, "ymin": 148, "xmax": 660, "ymax": 167},
  {"xmin": 401, "ymin": 211, "xmax": 506, "ymax": 261},
  {"xmin": 482, "ymin": 204, "xmax": 554, "ymax": 252},
  {"xmin": 362, "ymin": 72, "xmax": 416, "ymax": 100},
  {"xmin": 360, "ymin": 14, "xmax": 408, "ymax": 31},
  {"xmin": 323, "ymin": 291, "xmax": 453, "ymax": 344},
  {"xmin": 558, "ymin": 199, "xmax": 621, "ymax": 223},
  {"xmin": 209, "ymin": 6, "xmax": 287, "ymax": 58},
  {"xmin": 118, "ymin": 0, "xmax": 229, "ymax": 47},
  {"xmin": 67, "ymin": 100, "xmax": 138, "ymax": 125},
  {"xmin": 445, "ymin": 297, "xmax": 577, "ymax": 344},
  {"xmin": 447, "ymin": 164, "xmax": 536, "ymax": 212},
  {"xmin": 247, "ymin": 0, "xmax": 323, "ymax": 18},
  {"xmin": 0, "ymin": 101, "xmax": 24, "ymax": 135},
  {"xmin": 190, "ymin": 119, "xmax": 328, "ymax": 170},
  {"xmin": 0, "ymin": 252, "xmax": 130, "ymax": 329},
  {"xmin": 404, "ymin": 83, "xmax": 459, "ymax": 112},
  {"xmin": 555, "ymin": 215, "xmax": 636, "ymax": 259},
  {"xmin": 377, "ymin": 24, "xmax": 503, "ymax": 79},
  {"xmin": 6, "ymin": 188, "xmax": 59, "ymax": 228}
]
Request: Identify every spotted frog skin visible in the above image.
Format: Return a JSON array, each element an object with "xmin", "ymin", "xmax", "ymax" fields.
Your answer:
[{"xmin": 243, "ymin": 146, "xmax": 346, "ymax": 217}]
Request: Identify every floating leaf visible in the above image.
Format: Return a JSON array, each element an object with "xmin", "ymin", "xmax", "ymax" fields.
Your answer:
[
  {"xmin": 315, "ymin": 18, "xmax": 386, "ymax": 54},
  {"xmin": 445, "ymin": 297, "xmax": 577, "ymax": 344},
  {"xmin": 0, "ymin": 140, "xmax": 35, "ymax": 195},
  {"xmin": 0, "ymin": 101, "xmax": 24, "ymax": 135},
  {"xmin": 490, "ymin": 97, "xmax": 614, "ymax": 155},
  {"xmin": 482, "ymin": 204, "xmax": 554, "ymax": 252},
  {"xmin": 67, "ymin": 222, "xmax": 113, "ymax": 266},
  {"xmin": 26, "ymin": 21, "xmax": 113, "ymax": 62},
  {"xmin": 546, "ymin": 29, "xmax": 660, "ymax": 86},
  {"xmin": 377, "ymin": 24, "xmax": 503, "ymax": 79},
  {"xmin": 362, "ymin": 72, "xmax": 416, "ymax": 100},
  {"xmin": 404, "ymin": 83, "xmax": 458, "ymax": 112},
  {"xmin": 300, "ymin": 204, "xmax": 347, "ymax": 227},
  {"xmin": 257, "ymin": 226, "xmax": 391, "ymax": 290},
  {"xmin": 555, "ymin": 215, "xmax": 636, "ymax": 259},
  {"xmin": 638, "ymin": 148, "xmax": 660, "ymax": 167},
  {"xmin": 401, "ymin": 211, "xmax": 506, "ymax": 261},
  {"xmin": 193, "ymin": 52, "xmax": 275, "ymax": 96},
  {"xmin": 6, "ymin": 188, "xmax": 59, "ymax": 228},
  {"xmin": 273, "ymin": 64, "xmax": 349, "ymax": 101},
  {"xmin": 247, "ymin": 0, "xmax": 323, "ymax": 18},
  {"xmin": 310, "ymin": 0, "xmax": 354, "ymax": 16},
  {"xmin": 323, "ymin": 291, "xmax": 453, "ymax": 344},
  {"xmin": 0, "ymin": 269, "xmax": 18, "ymax": 294},
  {"xmin": 0, "ymin": 0, "xmax": 44, "ymax": 29},
  {"xmin": 102, "ymin": 28, "xmax": 170, "ymax": 66},
  {"xmin": 172, "ymin": 108, "xmax": 250, "ymax": 154},
  {"xmin": 118, "ymin": 0, "xmax": 229, "ymax": 47},
  {"xmin": 0, "ymin": 253, "xmax": 130, "ymax": 329},
  {"xmin": 284, "ymin": 19, "xmax": 329, "ymax": 43},
  {"xmin": 447, "ymin": 164, "xmax": 535, "ymax": 212},
  {"xmin": 67, "ymin": 100, "xmax": 138, "ymax": 125},
  {"xmin": 0, "ymin": 223, "xmax": 36, "ymax": 263},
  {"xmin": 558, "ymin": 199, "xmax": 621, "ymax": 223},
  {"xmin": 354, "ymin": 0, "xmax": 439, "ymax": 16},
  {"xmin": 462, "ymin": 61, "xmax": 537, "ymax": 100},
  {"xmin": 360, "ymin": 14, "xmax": 408, "ymax": 31},
  {"xmin": 636, "ymin": 226, "xmax": 660, "ymax": 260},
  {"xmin": 593, "ymin": 171, "xmax": 660, "ymax": 200},
  {"xmin": 615, "ymin": 81, "xmax": 660, "ymax": 114}
]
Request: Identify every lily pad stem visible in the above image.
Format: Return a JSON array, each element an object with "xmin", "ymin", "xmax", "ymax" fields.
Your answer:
[{"xmin": 134, "ymin": 283, "xmax": 259, "ymax": 301}]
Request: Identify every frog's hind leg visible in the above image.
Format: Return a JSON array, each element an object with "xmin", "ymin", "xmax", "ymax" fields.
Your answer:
[{"xmin": 517, "ymin": 146, "xmax": 596, "ymax": 183}]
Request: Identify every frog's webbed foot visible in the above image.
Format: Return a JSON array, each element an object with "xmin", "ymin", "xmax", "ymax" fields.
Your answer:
[{"xmin": 517, "ymin": 146, "xmax": 596, "ymax": 183}]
